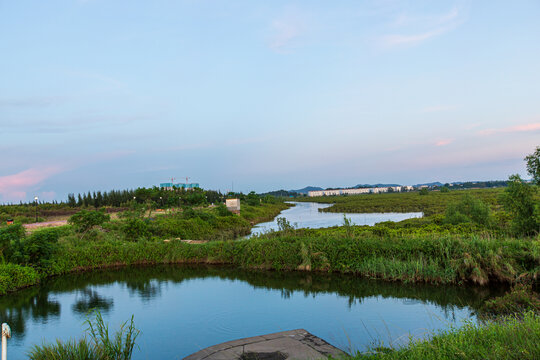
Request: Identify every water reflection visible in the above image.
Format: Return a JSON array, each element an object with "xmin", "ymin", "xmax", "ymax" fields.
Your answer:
[
  {"xmin": 72, "ymin": 288, "xmax": 113, "ymax": 315},
  {"xmin": 0, "ymin": 266, "xmax": 510, "ymax": 359},
  {"xmin": 0, "ymin": 265, "xmax": 504, "ymax": 344}
]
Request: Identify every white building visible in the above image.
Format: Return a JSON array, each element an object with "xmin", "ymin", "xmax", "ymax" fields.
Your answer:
[{"xmin": 308, "ymin": 185, "xmax": 412, "ymax": 197}]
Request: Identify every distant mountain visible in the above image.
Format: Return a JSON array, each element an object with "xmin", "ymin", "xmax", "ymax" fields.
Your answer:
[
  {"xmin": 354, "ymin": 183, "xmax": 401, "ymax": 188},
  {"xmin": 289, "ymin": 186, "xmax": 323, "ymax": 194},
  {"xmin": 414, "ymin": 182, "xmax": 443, "ymax": 187}
]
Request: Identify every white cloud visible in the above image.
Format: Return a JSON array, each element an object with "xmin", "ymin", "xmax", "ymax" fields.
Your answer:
[
  {"xmin": 379, "ymin": 6, "xmax": 465, "ymax": 48},
  {"xmin": 268, "ymin": 9, "xmax": 308, "ymax": 53}
]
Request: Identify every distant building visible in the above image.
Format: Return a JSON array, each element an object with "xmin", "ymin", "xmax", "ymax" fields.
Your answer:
[
  {"xmin": 225, "ymin": 198, "xmax": 241, "ymax": 214},
  {"xmin": 160, "ymin": 183, "xmax": 200, "ymax": 191},
  {"xmin": 308, "ymin": 185, "xmax": 412, "ymax": 197}
]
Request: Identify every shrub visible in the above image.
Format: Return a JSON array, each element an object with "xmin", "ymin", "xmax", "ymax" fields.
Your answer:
[
  {"xmin": 480, "ymin": 285, "xmax": 540, "ymax": 317},
  {"xmin": 122, "ymin": 218, "xmax": 150, "ymax": 241},
  {"xmin": 216, "ymin": 204, "xmax": 233, "ymax": 217},
  {"xmin": 445, "ymin": 194, "xmax": 491, "ymax": 226},
  {"xmin": 501, "ymin": 174, "xmax": 539, "ymax": 236},
  {"xmin": 0, "ymin": 263, "xmax": 40, "ymax": 295},
  {"xmin": 0, "ymin": 224, "xmax": 25, "ymax": 261},
  {"xmin": 9, "ymin": 228, "xmax": 61, "ymax": 272}
]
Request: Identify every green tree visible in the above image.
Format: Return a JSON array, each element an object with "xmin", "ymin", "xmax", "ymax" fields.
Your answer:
[
  {"xmin": 525, "ymin": 146, "xmax": 540, "ymax": 185},
  {"xmin": 68, "ymin": 210, "xmax": 110, "ymax": 239},
  {"xmin": 419, "ymin": 188, "xmax": 429, "ymax": 195},
  {"xmin": 501, "ymin": 174, "xmax": 539, "ymax": 236}
]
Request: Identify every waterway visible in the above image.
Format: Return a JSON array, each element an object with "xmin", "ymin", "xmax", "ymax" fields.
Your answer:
[
  {"xmin": 250, "ymin": 202, "xmax": 422, "ymax": 236},
  {"xmin": 1, "ymin": 265, "xmax": 502, "ymax": 359}
]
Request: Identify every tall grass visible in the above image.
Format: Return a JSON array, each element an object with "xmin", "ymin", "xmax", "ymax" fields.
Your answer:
[
  {"xmin": 349, "ymin": 312, "xmax": 540, "ymax": 359},
  {"xmin": 28, "ymin": 311, "xmax": 139, "ymax": 360}
]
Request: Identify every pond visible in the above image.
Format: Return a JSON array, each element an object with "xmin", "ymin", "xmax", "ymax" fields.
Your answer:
[
  {"xmin": 250, "ymin": 202, "xmax": 422, "ymax": 236},
  {"xmin": 1, "ymin": 265, "xmax": 501, "ymax": 359}
]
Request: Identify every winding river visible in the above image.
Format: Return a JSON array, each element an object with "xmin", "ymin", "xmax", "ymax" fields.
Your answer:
[{"xmin": 250, "ymin": 201, "xmax": 422, "ymax": 236}]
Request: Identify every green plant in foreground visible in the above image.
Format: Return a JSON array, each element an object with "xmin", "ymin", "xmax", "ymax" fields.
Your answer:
[
  {"xmin": 28, "ymin": 311, "xmax": 140, "ymax": 360},
  {"xmin": 350, "ymin": 312, "xmax": 540, "ymax": 360}
]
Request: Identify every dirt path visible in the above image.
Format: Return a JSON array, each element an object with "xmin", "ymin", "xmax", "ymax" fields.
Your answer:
[{"xmin": 23, "ymin": 220, "xmax": 68, "ymax": 230}]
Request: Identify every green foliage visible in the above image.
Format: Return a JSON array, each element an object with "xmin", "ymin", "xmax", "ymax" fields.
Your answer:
[
  {"xmin": 28, "ymin": 311, "xmax": 140, "ymax": 360},
  {"xmin": 525, "ymin": 145, "xmax": 540, "ymax": 185},
  {"xmin": 0, "ymin": 263, "xmax": 39, "ymax": 295},
  {"xmin": 0, "ymin": 224, "xmax": 25, "ymax": 261},
  {"xmin": 9, "ymin": 228, "xmax": 61, "ymax": 272},
  {"xmin": 501, "ymin": 174, "xmax": 540, "ymax": 236},
  {"xmin": 69, "ymin": 210, "xmax": 110, "ymax": 235},
  {"xmin": 246, "ymin": 191, "xmax": 260, "ymax": 206},
  {"xmin": 445, "ymin": 194, "xmax": 491, "ymax": 226},
  {"xmin": 122, "ymin": 218, "xmax": 150, "ymax": 242},
  {"xmin": 349, "ymin": 312, "xmax": 540, "ymax": 360},
  {"xmin": 419, "ymin": 188, "xmax": 429, "ymax": 195},
  {"xmin": 301, "ymin": 188, "xmax": 505, "ymax": 216},
  {"xmin": 440, "ymin": 186, "xmax": 450, "ymax": 193},
  {"xmin": 480, "ymin": 285, "xmax": 540, "ymax": 317},
  {"xmin": 216, "ymin": 204, "xmax": 233, "ymax": 217},
  {"xmin": 276, "ymin": 217, "xmax": 294, "ymax": 232}
]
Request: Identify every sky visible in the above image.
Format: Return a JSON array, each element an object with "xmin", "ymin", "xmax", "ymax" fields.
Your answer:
[{"xmin": 1, "ymin": 0, "xmax": 539, "ymax": 202}]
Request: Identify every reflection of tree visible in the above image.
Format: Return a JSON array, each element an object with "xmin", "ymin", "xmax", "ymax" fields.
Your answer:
[
  {"xmin": 0, "ymin": 287, "xmax": 60, "ymax": 340},
  {"xmin": 0, "ymin": 264, "xmax": 506, "ymax": 341},
  {"xmin": 72, "ymin": 288, "xmax": 113, "ymax": 315},
  {"xmin": 125, "ymin": 279, "xmax": 161, "ymax": 301}
]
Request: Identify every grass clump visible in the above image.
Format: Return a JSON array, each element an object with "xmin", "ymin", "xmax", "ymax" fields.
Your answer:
[
  {"xmin": 350, "ymin": 312, "xmax": 540, "ymax": 359},
  {"xmin": 479, "ymin": 284, "xmax": 540, "ymax": 317},
  {"xmin": 28, "ymin": 311, "xmax": 140, "ymax": 360}
]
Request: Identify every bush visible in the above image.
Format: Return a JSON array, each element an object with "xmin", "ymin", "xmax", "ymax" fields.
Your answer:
[
  {"xmin": 68, "ymin": 210, "xmax": 110, "ymax": 236},
  {"xmin": 0, "ymin": 263, "xmax": 40, "ymax": 295},
  {"xmin": 0, "ymin": 224, "xmax": 25, "ymax": 261},
  {"xmin": 445, "ymin": 195, "xmax": 491, "ymax": 226},
  {"xmin": 480, "ymin": 285, "xmax": 540, "ymax": 317},
  {"xmin": 501, "ymin": 174, "xmax": 539, "ymax": 236},
  {"xmin": 122, "ymin": 218, "xmax": 150, "ymax": 241},
  {"xmin": 216, "ymin": 204, "xmax": 233, "ymax": 217},
  {"xmin": 9, "ymin": 228, "xmax": 61, "ymax": 272}
]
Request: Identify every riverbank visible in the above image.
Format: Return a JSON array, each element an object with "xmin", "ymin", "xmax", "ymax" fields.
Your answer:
[{"xmin": 1, "ymin": 230, "xmax": 538, "ymax": 296}]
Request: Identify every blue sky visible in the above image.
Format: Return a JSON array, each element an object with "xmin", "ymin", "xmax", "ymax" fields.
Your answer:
[{"xmin": 1, "ymin": 0, "xmax": 539, "ymax": 202}]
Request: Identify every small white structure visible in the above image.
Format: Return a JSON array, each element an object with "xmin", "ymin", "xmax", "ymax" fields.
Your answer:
[
  {"xmin": 225, "ymin": 198, "xmax": 241, "ymax": 213},
  {"xmin": 2, "ymin": 323, "xmax": 11, "ymax": 360}
]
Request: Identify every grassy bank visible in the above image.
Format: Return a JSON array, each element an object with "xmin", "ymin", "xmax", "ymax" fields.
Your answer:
[
  {"xmin": 299, "ymin": 188, "xmax": 506, "ymax": 216},
  {"xmin": 1, "ymin": 229, "xmax": 538, "ymax": 295},
  {"xmin": 349, "ymin": 312, "xmax": 540, "ymax": 360}
]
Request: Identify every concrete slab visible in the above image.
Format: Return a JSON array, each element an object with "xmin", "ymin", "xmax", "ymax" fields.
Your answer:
[{"xmin": 183, "ymin": 329, "xmax": 346, "ymax": 360}]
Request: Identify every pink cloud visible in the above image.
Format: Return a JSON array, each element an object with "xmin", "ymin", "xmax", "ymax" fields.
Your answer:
[
  {"xmin": 435, "ymin": 139, "xmax": 454, "ymax": 146},
  {"xmin": 0, "ymin": 167, "xmax": 64, "ymax": 202},
  {"xmin": 478, "ymin": 122, "xmax": 540, "ymax": 136}
]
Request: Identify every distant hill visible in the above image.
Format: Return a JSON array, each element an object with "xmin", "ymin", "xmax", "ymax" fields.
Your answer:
[
  {"xmin": 289, "ymin": 186, "xmax": 323, "ymax": 194},
  {"xmin": 354, "ymin": 183, "xmax": 401, "ymax": 188},
  {"xmin": 414, "ymin": 182, "xmax": 443, "ymax": 187}
]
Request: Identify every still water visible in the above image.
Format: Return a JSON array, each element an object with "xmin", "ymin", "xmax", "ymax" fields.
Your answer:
[
  {"xmin": 250, "ymin": 202, "xmax": 423, "ymax": 236},
  {"xmin": 1, "ymin": 265, "xmax": 500, "ymax": 359}
]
